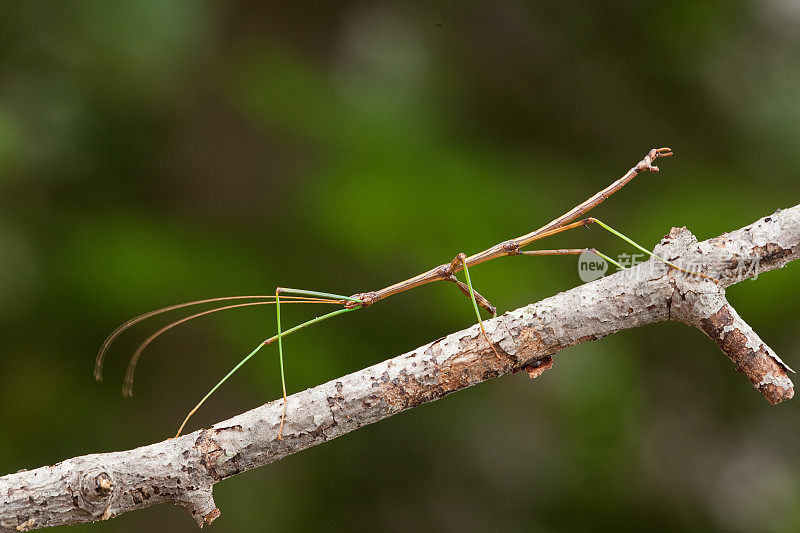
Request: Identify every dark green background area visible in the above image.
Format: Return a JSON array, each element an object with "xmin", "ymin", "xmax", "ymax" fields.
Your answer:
[{"xmin": 1, "ymin": 2, "xmax": 799, "ymax": 531}]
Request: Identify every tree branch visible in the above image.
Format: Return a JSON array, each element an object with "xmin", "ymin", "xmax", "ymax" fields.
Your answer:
[{"xmin": 2, "ymin": 204, "xmax": 798, "ymax": 531}]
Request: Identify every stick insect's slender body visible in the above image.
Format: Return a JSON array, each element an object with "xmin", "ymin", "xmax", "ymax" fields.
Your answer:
[
  {"xmin": 347, "ymin": 147, "xmax": 676, "ymax": 312},
  {"xmin": 96, "ymin": 148, "xmax": 711, "ymax": 439}
]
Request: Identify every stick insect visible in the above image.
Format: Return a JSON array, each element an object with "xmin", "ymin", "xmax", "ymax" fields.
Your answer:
[{"xmin": 95, "ymin": 148, "xmax": 712, "ymax": 439}]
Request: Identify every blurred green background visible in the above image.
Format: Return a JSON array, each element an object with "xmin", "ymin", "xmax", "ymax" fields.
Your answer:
[{"xmin": 1, "ymin": 1, "xmax": 799, "ymax": 531}]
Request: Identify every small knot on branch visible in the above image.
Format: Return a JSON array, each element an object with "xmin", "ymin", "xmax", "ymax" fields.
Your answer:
[
  {"xmin": 95, "ymin": 473, "xmax": 113, "ymax": 495},
  {"xmin": 73, "ymin": 467, "xmax": 116, "ymax": 517}
]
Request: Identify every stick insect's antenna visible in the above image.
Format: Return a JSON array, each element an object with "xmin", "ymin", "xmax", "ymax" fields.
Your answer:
[
  {"xmin": 95, "ymin": 295, "xmax": 280, "ymax": 381},
  {"xmin": 121, "ymin": 297, "xmax": 340, "ymax": 397}
]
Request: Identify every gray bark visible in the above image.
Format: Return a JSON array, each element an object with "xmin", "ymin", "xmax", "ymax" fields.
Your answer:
[{"xmin": 1, "ymin": 204, "xmax": 798, "ymax": 531}]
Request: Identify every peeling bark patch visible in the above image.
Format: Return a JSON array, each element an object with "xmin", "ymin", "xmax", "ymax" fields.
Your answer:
[
  {"xmin": 212, "ymin": 424, "xmax": 243, "ymax": 433},
  {"xmin": 204, "ymin": 507, "xmax": 221, "ymax": 525},
  {"xmin": 378, "ymin": 351, "xmax": 505, "ymax": 411},
  {"xmin": 196, "ymin": 432, "xmax": 225, "ymax": 479},
  {"xmin": 753, "ymin": 242, "xmax": 795, "ymax": 270},
  {"xmin": 515, "ymin": 326, "xmax": 548, "ymax": 361},
  {"xmin": 14, "ymin": 517, "xmax": 36, "ymax": 531},
  {"xmin": 700, "ymin": 306, "xmax": 794, "ymax": 404},
  {"xmin": 523, "ymin": 356, "xmax": 553, "ymax": 379}
]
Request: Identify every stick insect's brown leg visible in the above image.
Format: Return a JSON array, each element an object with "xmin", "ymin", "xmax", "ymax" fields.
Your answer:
[
  {"xmin": 518, "ymin": 248, "xmax": 598, "ymax": 256},
  {"xmin": 517, "ymin": 247, "xmax": 622, "ymax": 269},
  {"xmin": 446, "ymin": 253, "xmax": 504, "ymax": 360},
  {"xmin": 521, "ymin": 218, "xmax": 599, "ymax": 244},
  {"xmin": 522, "ymin": 216, "xmax": 718, "ymax": 282},
  {"xmin": 441, "ymin": 253, "xmax": 498, "ymax": 315},
  {"xmin": 446, "ymin": 224, "xmax": 605, "ymax": 314},
  {"xmin": 448, "ymin": 277, "xmax": 497, "ymax": 316}
]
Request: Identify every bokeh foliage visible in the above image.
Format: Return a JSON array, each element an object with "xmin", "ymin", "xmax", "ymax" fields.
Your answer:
[{"xmin": 1, "ymin": 1, "xmax": 799, "ymax": 531}]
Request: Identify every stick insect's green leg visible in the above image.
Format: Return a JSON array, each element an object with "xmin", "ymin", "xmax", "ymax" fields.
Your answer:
[
  {"xmin": 458, "ymin": 255, "xmax": 502, "ymax": 360},
  {"xmin": 276, "ymin": 287, "xmax": 285, "ymax": 439},
  {"xmin": 590, "ymin": 249, "xmax": 624, "ymax": 270},
  {"xmin": 590, "ymin": 218, "xmax": 717, "ymax": 281},
  {"xmin": 274, "ymin": 288, "xmax": 363, "ymax": 439},
  {"xmin": 175, "ymin": 289, "xmax": 362, "ymax": 438}
]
